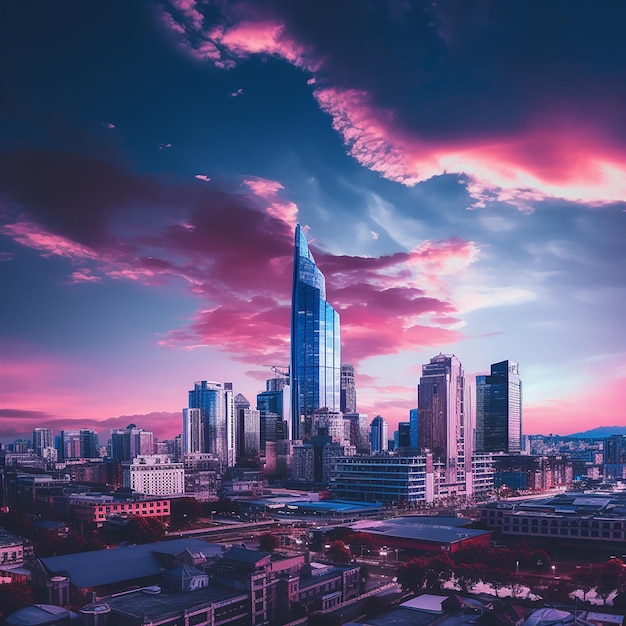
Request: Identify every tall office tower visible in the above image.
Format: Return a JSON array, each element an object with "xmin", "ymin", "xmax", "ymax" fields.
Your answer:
[
  {"xmin": 475, "ymin": 360, "xmax": 522, "ymax": 454},
  {"xmin": 79, "ymin": 429, "xmax": 100, "ymax": 458},
  {"xmin": 604, "ymin": 435, "xmax": 626, "ymax": 464},
  {"xmin": 370, "ymin": 415, "xmax": 388, "ymax": 453},
  {"xmin": 340, "ymin": 363, "xmax": 357, "ymax": 413},
  {"xmin": 234, "ymin": 393, "xmax": 260, "ymax": 464},
  {"xmin": 395, "ymin": 422, "xmax": 411, "ymax": 448},
  {"xmin": 33, "ymin": 428, "xmax": 53, "ymax": 457},
  {"xmin": 182, "ymin": 408, "xmax": 203, "ymax": 454},
  {"xmin": 342, "ymin": 413, "xmax": 370, "ymax": 454},
  {"xmin": 257, "ymin": 385, "xmax": 291, "ymax": 450},
  {"xmin": 58, "ymin": 430, "xmax": 81, "ymax": 460},
  {"xmin": 188, "ymin": 381, "xmax": 236, "ymax": 467},
  {"xmin": 417, "ymin": 354, "xmax": 466, "ymax": 483},
  {"xmin": 314, "ymin": 408, "xmax": 345, "ymax": 445},
  {"xmin": 111, "ymin": 424, "xmax": 154, "ymax": 462},
  {"xmin": 290, "ymin": 224, "xmax": 341, "ymax": 440},
  {"xmin": 409, "ymin": 409, "xmax": 418, "ymax": 448}
]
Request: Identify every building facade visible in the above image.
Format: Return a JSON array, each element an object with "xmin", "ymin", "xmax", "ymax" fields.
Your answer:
[
  {"xmin": 188, "ymin": 381, "xmax": 235, "ymax": 467},
  {"xmin": 370, "ymin": 415, "xmax": 388, "ymax": 454},
  {"xmin": 122, "ymin": 455, "xmax": 184, "ymax": 496},
  {"xmin": 111, "ymin": 424, "xmax": 154, "ymax": 462},
  {"xmin": 290, "ymin": 224, "xmax": 341, "ymax": 440},
  {"xmin": 476, "ymin": 360, "xmax": 522, "ymax": 453},
  {"xmin": 340, "ymin": 363, "xmax": 357, "ymax": 413},
  {"xmin": 330, "ymin": 454, "xmax": 435, "ymax": 504},
  {"xmin": 417, "ymin": 354, "xmax": 467, "ymax": 484}
]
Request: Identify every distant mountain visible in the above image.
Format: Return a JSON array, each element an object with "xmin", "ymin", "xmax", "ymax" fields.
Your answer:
[{"xmin": 568, "ymin": 425, "xmax": 626, "ymax": 439}]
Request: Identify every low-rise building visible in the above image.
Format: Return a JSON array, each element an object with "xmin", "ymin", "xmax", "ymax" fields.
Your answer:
[
  {"xmin": 480, "ymin": 491, "xmax": 626, "ymax": 545},
  {"xmin": 67, "ymin": 493, "xmax": 170, "ymax": 526},
  {"xmin": 122, "ymin": 455, "xmax": 184, "ymax": 496}
]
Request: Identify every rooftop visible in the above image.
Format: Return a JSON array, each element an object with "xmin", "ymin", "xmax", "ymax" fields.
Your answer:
[
  {"xmin": 39, "ymin": 538, "xmax": 222, "ymax": 588},
  {"xmin": 93, "ymin": 584, "xmax": 245, "ymax": 620}
]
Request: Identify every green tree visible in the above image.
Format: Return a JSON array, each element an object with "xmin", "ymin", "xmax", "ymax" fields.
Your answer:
[{"xmin": 259, "ymin": 532, "xmax": 280, "ymax": 552}]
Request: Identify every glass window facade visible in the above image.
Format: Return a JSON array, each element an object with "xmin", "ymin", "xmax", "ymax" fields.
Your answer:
[
  {"xmin": 290, "ymin": 225, "xmax": 341, "ymax": 439},
  {"xmin": 475, "ymin": 360, "xmax": 522, "ymax": 453}
]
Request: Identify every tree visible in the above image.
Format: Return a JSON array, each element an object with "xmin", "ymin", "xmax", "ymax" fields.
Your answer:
[
  {"xmin": 170, "ymin": 497, "xmax": 203, "ymax": 529},
  {"xmin": 122, "ymin": 516, "xmax": 166, "ymax": 544},
  {"xmin": 397, "ymin": 557, "xmax": 429, "ymax": 593},
  {"xmin": 328, "ymin": 540, "xmax": 352, "ymax": 563},
  {"xmin": 484, "ymin": 568, "xmax": 510, "ymax": 598},
  {"xmin": 0, "ymin": 582, "xmax": 35, "ymax": 618},
  {"xmin": 454, "ymin": 562, "xmax": 486, "ymax": 593},
  {"xmin": 425, "ymin": 555, "xmax": 454, "ymax": 591},
  {"xmin": 595, "ymin": 558, "xmax": 626, "ymax": 604},
  {"xmin": 259, "ymin": 532, "xmax": 280, "ymax": 552},
  {"xmin": 573, "ymin": 568, "xmax": 594, "ymax": 601}
]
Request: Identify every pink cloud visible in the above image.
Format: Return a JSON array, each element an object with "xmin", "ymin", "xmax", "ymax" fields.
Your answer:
[
  {"xmin": 243, "ymin": 176, "xmax": 299, "ymax": 229},
  {"xmin": 1, "ymin": 221, "xmax": 98, "ymax": 260},
  {"xmin": 314, "ymin": 86, "xmax": 626, "ymax": 210},
  {"xmin": 0, "ymin": 251, "xmax": 14, "ymax": 261},
  {"xmin": 68, "ymin": 268, "xmax": 101, "ymax": 284},
  {"xmin": 195, "ymin": 174, "xmax": 211, "ymax": 182}
]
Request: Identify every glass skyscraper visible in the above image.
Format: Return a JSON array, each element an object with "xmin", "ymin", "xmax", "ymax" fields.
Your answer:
[
  {"xmin": 290, "ymin": 224, "xmax": 341, "ymax": 440},
  {"xmin": 475, "ymin": 360, "xmax": 522, "ymax": 453},
  {"xmin": 188, "ymin": 381, "xmax": 235, "ymax": 467}
]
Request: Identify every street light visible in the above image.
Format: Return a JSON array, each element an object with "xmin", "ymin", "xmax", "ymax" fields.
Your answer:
[
  {"xmin": 551, "ymin": 565, "xmax": 556, "ymax": 578},
  {"xmin": 516, "ymin": 561, "xmax": 519, "ymax": 574}
]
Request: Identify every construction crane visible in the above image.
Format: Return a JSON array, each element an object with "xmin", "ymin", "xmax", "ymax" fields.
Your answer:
[{"xmin": 263, "ymin": 365, "xmax": 289, "ymax": 378}]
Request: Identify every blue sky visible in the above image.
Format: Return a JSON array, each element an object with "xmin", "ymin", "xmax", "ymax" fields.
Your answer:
[{"xmin": 0, "ymin": 0, "xmax": 625, "ymax": 442}]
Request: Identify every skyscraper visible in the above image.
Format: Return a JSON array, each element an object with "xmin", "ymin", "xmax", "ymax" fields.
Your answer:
[
  {"xmin": 182, "ymin": 408, "xmax": 203, "ymax": 454},
  {"xmin": 111, "ymin": 424, "xmax": 154, "ymax": 462},
  {"xmin": 417, "ymin": 354, "xmax": 466, "ymax": 483},
  {"xmin": 340, "ymin": 363, "xmax": 357, "ymax": 413},
  {"xmin": 234, "ymin": 393, "xmax": 260, "ymax": 465},
  {"xmin": 409, "ymin": 408, "xmax": 418, "ymax": 449},
  {"xmin": 370, "ymin": 415, "xmax": 388, "ymax": 453},
  {"xmin": 188, "ymin": 381, "xmax": 235, "ymax": 467},
  {"xmin": 475, "ymin": 360, "xmax": 522, "ymax": 453},
  {"xmin": 290, "ymin": 224, "xmax": 341, "ymax": 439},
  {"xmin": 33, "ymin": 427, "xmax": 53, "ymax": 457}
]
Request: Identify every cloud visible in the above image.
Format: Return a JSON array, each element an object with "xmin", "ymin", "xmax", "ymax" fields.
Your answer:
[
  {"xmin": 162, "ymin": 0, "xmax": 626, "ymax": 210},
  {"xmin": 195, "ymin": 174, "xmax": 211, "ymax": 182},
  {"xmin": 0, "ymin": 150, "xmax": 479, "ymax": 368},
  {"xmin": 229, "ymin": 88, "xmax": 244, "ymax": 97},
  {"xmin": 370, "ymin": 230, "xmax": 379, "ymax": 240},
  {"xmin": 102, "ymin": 122, "xmax": 115, "ymax": 129},
  {"xmin": 0, "ymin": 251, "xmax": 14, "ymax": 261}
]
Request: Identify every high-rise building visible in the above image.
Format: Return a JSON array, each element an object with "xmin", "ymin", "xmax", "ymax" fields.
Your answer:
[
  {"xmin": 475, "ymin": 360, "xmax": 522, "ymax": 454},
  {"xmin": 79, "ymin": 429, "xmax": 100, "ymax": 458},
  {"xmin": 417, "ymin": 354, "xmax": 466, "ymax": 483},
  {"xmin": 188, "ymin": 381, "xmax": 235, "ymax": 467},
  {"xmin": 340, "ymin": 363, "xmax": 357, "ymax": 414},
  {"xmin": 409, "ymin": 408, "xmax": 418, "ymax": 448},
  {"xmin": 290, "ymin": 224, "xmax": 341, "ymax": 440},
  {"xmin": 123, "ymin": 455, "xmax": 184, "ymax": 496},
  {"xmin": 342, "ymin": 413, "xmax": 370, "ymax": 454},
  {"xmin": 257, "ymin": 386, "xmax": 291, "ymax": 452},
  {"xmin": 182, "ymin": 408, "xmax": 203, "ymax": 454},
  {"xmin": 234, "ymin": 393, "xmax": 260, "ymax": 465},
  {"xmin": 33, "ymin": 428, "xmax": 53, "ymax": 457},
  {"xmin": 604, "ymin": 435, "xmax": 626, "ymax": 465},
  {"xmin": 370, "ymin": 415, "xmax": 388, "ymax": 453},
  {"xmin": 395, "ymin": 422, "xmax": 411, "ymax": 449},
  {"xmin": 111, "ymin": 424, "xmax": 154, "ymax": 462}
]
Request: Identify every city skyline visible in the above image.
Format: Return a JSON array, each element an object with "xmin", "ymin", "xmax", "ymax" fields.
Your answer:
[{"xmin": 1, "ymin": 1, "xmax": 625, "ymax": 442}]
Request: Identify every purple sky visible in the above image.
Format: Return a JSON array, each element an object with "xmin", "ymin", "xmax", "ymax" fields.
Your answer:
[{"xmin": 1, "ymin": 0, "xmax": 625, "ymax": 443}]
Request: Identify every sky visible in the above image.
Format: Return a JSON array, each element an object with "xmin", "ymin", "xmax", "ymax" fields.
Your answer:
[{"xmin": 1, "ymin": 0, "xmax": 625, "ymax": 443}]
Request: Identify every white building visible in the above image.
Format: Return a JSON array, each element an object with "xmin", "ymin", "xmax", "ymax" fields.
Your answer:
[{"xmin": 123, "ymin": 454, "xmax": 184, "ymax": 496}]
